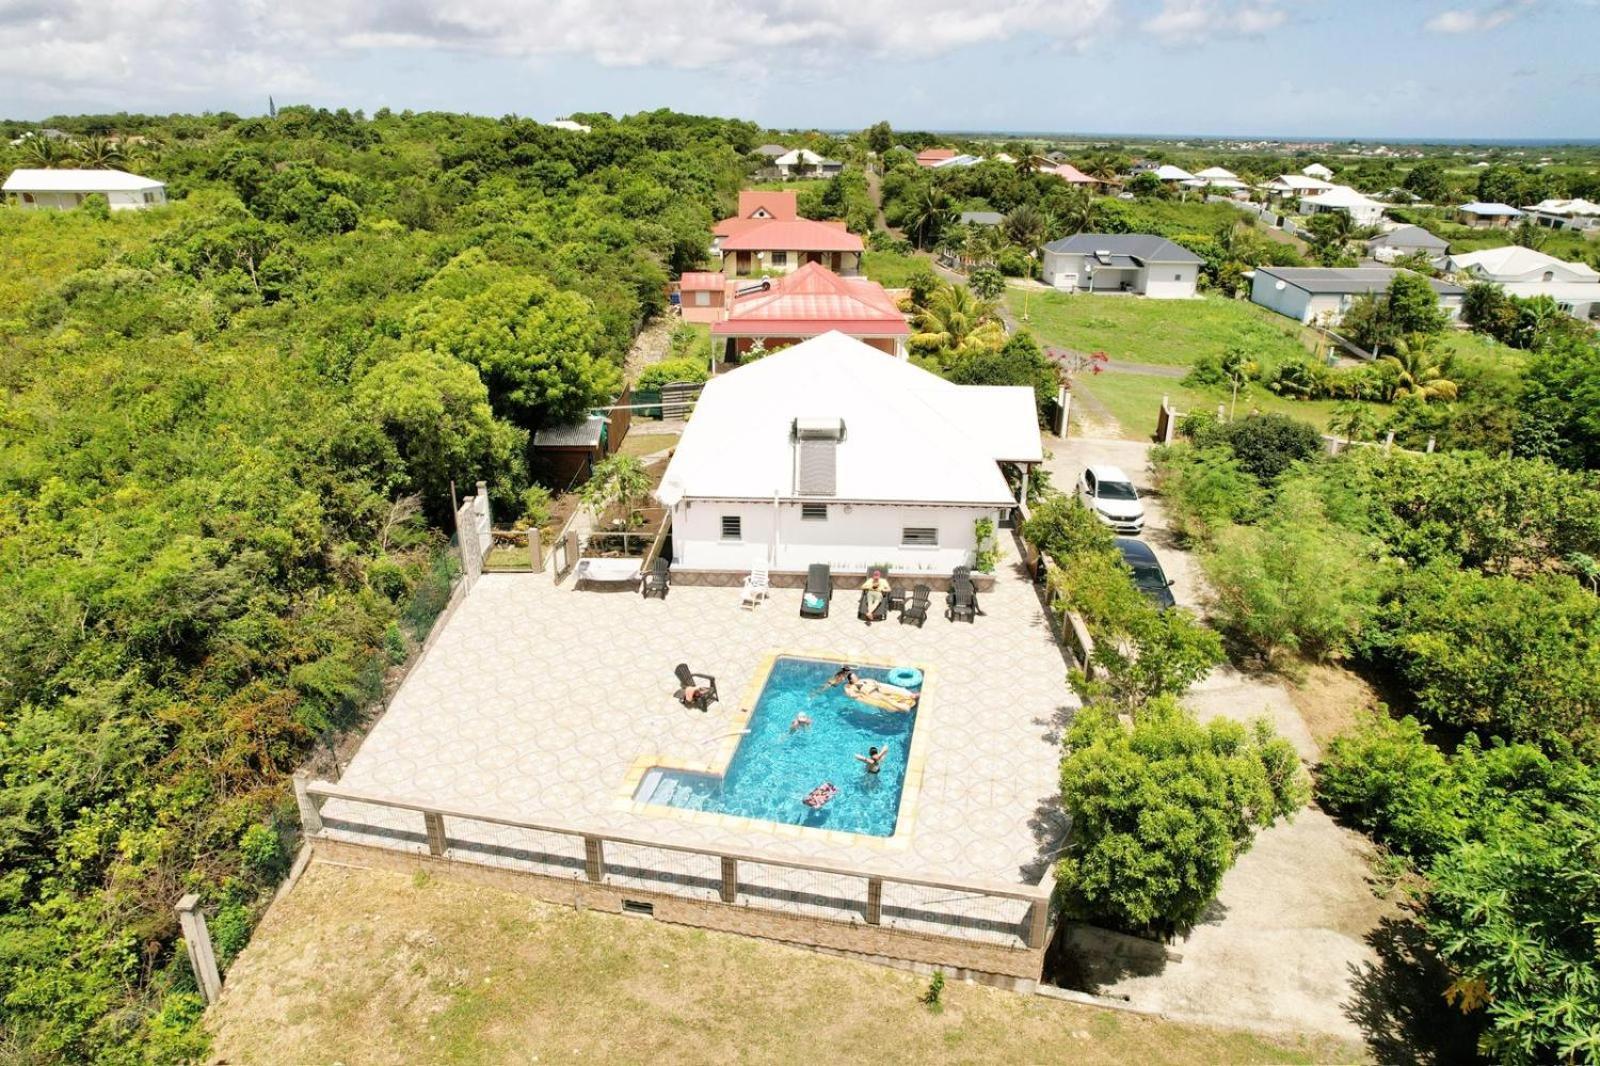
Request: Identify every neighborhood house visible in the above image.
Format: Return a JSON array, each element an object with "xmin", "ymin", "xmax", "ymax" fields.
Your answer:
[
  {"xmin": 1251, "ymin": 266, "xmax": 1465, "ymax": 324},
  {"xmin": 772, "ymin": 148, "xmax": 842, "ymax": 178},
  {"xmin": 712, "ymin": 190, "xmax": 862, "ymax": 277},
  {"xmin": 1366, "ymin": 225, "xmax": 1450, "ymax": 264},
  {"xmin": 655, "ymin": 332, "xmax": 1041, "ymax": 578},
  {"xmin": 3, "ymin": 168, "xmax": 166, "ymax": 210},
  {"xmin": 1456, "ymin": 201, "xmax": 1524, "ymax": 227},
  {"xmin": 676, "ymin": 271, "xmax": 729, "ymax": 324},
  {"xmin": 1451, "ymin": 247, "xmax": 1600, "ymax": 321},
  {"xmin": 1041, "ymin": 233, "xmax": 1202, "ymax": 298},
  {"xmin": 710, "ymin": 262, "xmax": 910, "ymax": 361},
  {"xmin": 1298, "ymin": 185, "xmax": 1387, "ymax": 226},
  {"xmin": 1523, "ymin": 197, "xmax": 1600, "ymax": 231}
]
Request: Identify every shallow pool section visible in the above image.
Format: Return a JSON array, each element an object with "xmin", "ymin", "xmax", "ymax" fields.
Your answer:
[{"xmin": 634, "ymin": 656, "xmax": 920, "ymax": 837}]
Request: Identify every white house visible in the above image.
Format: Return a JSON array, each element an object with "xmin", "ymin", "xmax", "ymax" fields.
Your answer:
[
  {"xmin": 1188, "ymin": 166, "xmax": 1248, "ymax": 192},
  {"xmin": 1041, "ymin": 233, "xmax": 1202, "ymax": 298},
  {"xmin": 1251, "ymin": 266, "xmax": 1465, "ymax": 325},
  {"xmin": 1449, "ymin": 246, "xmax": 1599, "ymax": 284},
  {"xmin": 547, "ymin": 119, "xmax": 591, "ymax": 133},
  {"xmin": 655, "ymin": 332, "xmax": 1042, "ymax": 578},
  {"xmin": 1522, "ymin": 198, "xmax": 1600, "ymax": 232},
  {"xmin": 1150, "ymin": 163, "xmax": 1196, "ymax": 183},
  {"xmin": 3, "ymin": 168, "xmax": 166, "ymax": 211},
  {"xmin": 772, "ymin": 148, "xmax": 842, "ymax": 178},
  {"xmin": 1299, "ymin": 185, "xmax": 1387, "ymax": 226},
  {"xmin": 1456, "ymin": 202, "xmax": 1524, "ymax": 227},
  {"xmin": 1302, "ymin": 163, "xmax": 1335, "ymax": 181},
  {"xmin": 1261, "ymin": 173, "xmax": 1335, "ymax": 198}
]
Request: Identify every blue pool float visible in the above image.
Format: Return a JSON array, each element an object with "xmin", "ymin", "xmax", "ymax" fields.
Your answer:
[{"xmin": 887, "ymin": 666, "xmax": 923, "ymax": 689}]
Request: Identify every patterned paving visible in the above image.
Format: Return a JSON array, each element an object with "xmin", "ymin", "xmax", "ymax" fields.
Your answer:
[{"xmin": 320, "ymin": 549, "xmax": 1075, "ymax": 933}]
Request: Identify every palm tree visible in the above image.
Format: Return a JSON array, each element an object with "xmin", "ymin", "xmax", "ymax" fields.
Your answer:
[
  {"xmin": 1013, "ymin": 152, "xmax": 1048, "ymax": 181},
  {"xmin": 905, "ymin": 183, "xmax": 954, "ymax": 250},
  {"xmin": 16, "ymin": 134, "xmax": 63, "ymax": 168},
  {"xmin": 1003, "ymin": 204, "xmax": 1046, "ymax": 254},
  {"xmin": 1381, "ymin": 335, "xmax": 1458, "ymax": 403},
  {"xmin": 75, "ymin": 135, "xmax": 124, "ymax": 169},
  {"xmin": 1082, "ymin": 153, "xmax": 1121, "ymax": 182},
  {"xmin": 911, "ymin": 283, "xmax": 1005, "ymax": 354},
  {"xmin": 1056, "ymin": 187, "xmax": 1096, "ymax": 238}
]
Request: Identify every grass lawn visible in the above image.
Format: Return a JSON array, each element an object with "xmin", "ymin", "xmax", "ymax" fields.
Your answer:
[
  {"xmin": 862, "ymin": 248, "xmax": 929, "ymax": 289},
  {"xmin": 749, "ymin": 179, "xmax": 820, "ymax": 193},
  {"xmin": 1011, "ymin": 291, "xmax": 1321, "ymax": 370},
  {"xmin": 207, "ymin": 863, "xmax": 1366, "ymax": 1065},
  {"xmin": 1072, "ymin": 367, "xmax": 1359, "ymax": 441},
  {"xmin": 614, "ymin": 432, "xmax": 680, "ymax": 460}
]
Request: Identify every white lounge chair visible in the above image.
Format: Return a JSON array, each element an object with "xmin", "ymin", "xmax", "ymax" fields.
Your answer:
[
  {"xmin": 574, "ymin": 557, "xmax": 642, "ymax": 589},
  {"xmin": 740, "ymin": 565, "xmax": 770, "ymax": 609}
]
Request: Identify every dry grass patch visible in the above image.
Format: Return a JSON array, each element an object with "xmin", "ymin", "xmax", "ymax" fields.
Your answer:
[
  {"xmin": 207, "ymin": 862, "xmax": 1366, "ymax": 1065},
  {"xmin": 1288, "ymin": 662, "xmax": 1385, "ymax": 751}
]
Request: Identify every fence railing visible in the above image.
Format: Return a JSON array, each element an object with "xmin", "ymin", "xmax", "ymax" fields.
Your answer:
[{"xmin": 295, "ymin": 777, "xmax": 1053, "ymax": 952}]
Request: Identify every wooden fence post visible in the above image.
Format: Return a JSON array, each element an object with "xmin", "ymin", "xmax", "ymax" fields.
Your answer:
[
  {"xmin": 720, "ymin": 857, "xmax": 738, "ymax": 903},
  {"xmin": 424, "ymin": 812, "xmax": 447, "ymax": 856},
  {"xmin": 866, "ymin": 878, "xmax": 883, "ymax": 926},
  {"xmin": 175, "ymin": 894, "xmax": 223, "ymax": 1005},
  {"xmin": 583, "ymin": 836, "xmax": 605, "ymax": 883}
]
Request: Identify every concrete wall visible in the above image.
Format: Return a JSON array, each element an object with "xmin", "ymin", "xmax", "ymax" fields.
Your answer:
[
  {"xmin": 1250, "ymin": 272, "xmax": 1317, "ymax": 323},
  {"xmin": 671, "ymin": 498, "xmax": 996, "ymax": 576},
  {"xmin": 1041, "ymin": 251, "xmax": 1197, "ymax": 298},
  {"xmin": 719, "ymin": 250, "xmax": 862, "ymax": 278},
  {"xmin": 1141, "ymin": 264, "xmax": 1199, "ymax": 299}
]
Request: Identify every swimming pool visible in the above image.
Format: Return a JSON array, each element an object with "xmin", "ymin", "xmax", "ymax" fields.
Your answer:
[{"xmin": 633, "ymin": 656, "xmax": 921, "ymax": 837}]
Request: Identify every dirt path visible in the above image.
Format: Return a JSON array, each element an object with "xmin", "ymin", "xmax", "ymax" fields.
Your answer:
[
  {"xmin": 623, "ymin": 316, "xmax": 676, "ymax": 382},
  {"xmin": 1044, "ymin": 436, "xmax": 1402, "ymax": 1049},
  {"xmin": 864, "ymin": 165, "xmax": 889, "ymax": 231}
]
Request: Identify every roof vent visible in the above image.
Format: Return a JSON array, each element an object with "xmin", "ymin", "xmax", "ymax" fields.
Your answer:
[{"xmin": 793, "ymin": 418, "xmax": 844, "ymax": 496}]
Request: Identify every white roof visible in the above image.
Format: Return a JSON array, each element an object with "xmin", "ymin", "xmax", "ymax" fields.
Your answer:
[
  {"xmin": 3, "ymin": 167, "xmax": 163, "ymax": 192},
  {"xmin": 1498, "ymin": 280, "xmax": 1600, "ymax": 304},
  {"xmin": 1152, "ymin": 164, "xmax": 1196, "ymax": 181},
  {"xmin": 1450, "ymin": 246, "xmax": 1599, "ymax": 280},
  {"xmin": 1303, "ymin": 163, "xmax": 1334, "ymax": 179},
  {"xmin": 1301, "ymin": 185, "xmax": 1386, "ymax": 209},
  {"xmin": 1458, "ymin": 201, "xmax": 1523, "ymax": 216},
  {"xmin": 547, "ymin": 119, "xmax": 591, "ymax": 132},
  {"xmin": 1265, "ymin": 174, "xmax": 1335, "ymax": 191},
  {"xmin": 1193, "ymin": 166, "xmax": 1239, "ymax": 180},
  {"xmin": 656, "ymin": 332, "xmax": 1039, "ymax": 507},
  {"xmin": 775, "ymin": 148, "xmax": 830, "ymax": 166},
  {"xmin": 1525, "ymin": 198, "xmax": 1600, "ymax": 217}
]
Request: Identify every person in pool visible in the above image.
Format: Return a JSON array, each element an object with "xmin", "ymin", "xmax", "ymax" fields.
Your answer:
[
  {"xmin": 855, "ymin": 744, "xmax": 889, "ymax": 774},
  {"xmin": 789, "ymin": 712, "xmax": 812, "ymax": 732},
  {"xmin": 825, "ymin": 665, "xmax": 859, "ymax": 688}
]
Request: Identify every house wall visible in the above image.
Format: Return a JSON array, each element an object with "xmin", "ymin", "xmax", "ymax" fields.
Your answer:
[
  {"xmin": 1141, "ymin": 264, "xmax": 1199, "ymax": 299},
  {"xmin": 718, "ymin": 250, "xmax": 862, "ymax": 278},
  {"xmin": 670, "ymin": 499, "xmax": 998, "ymax": 576},
  {"xmin": 1042, "ymin": 251, "xmax": 1195, "ymax": 297},
  {"xmin": 678, "ymin": 288, "xmax": 726, "ymax": 325},
  {"xmin": 7, "ymin": 187, "xmax": 165, "ymax": 211},
  {"xmin": 1251, "ymin": 273, "xmax": 1317, "ymax": 323},
  {"xmin": 728, "ymin": 334, "xmax": 902, "ymax": 359}
]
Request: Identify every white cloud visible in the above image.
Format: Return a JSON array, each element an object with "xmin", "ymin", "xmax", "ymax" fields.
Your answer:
[
  {"xmin": 1424, "ymin": 0, "xmax": 1535, "ymax": 33},
  {"xmin": 0, "ymin": 0, "xmax": 1121, "ymax": 106},
  {"xmin": 1142, "ymin": 0, "xmax": 1287, "ymax": 43}
]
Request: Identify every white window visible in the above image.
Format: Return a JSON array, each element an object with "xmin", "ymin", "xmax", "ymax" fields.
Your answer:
[
  {"xmin": 801, "ymin": 503, "xmax": 828, "ymax": 521},
  {"xmin": 693, "ymin": 291, "xmax": 711, "ymax": 306},
  {"xmin": 721, "ymin": 516, "xmax": 742, "ymax": 541},
  {"xmin": 771, "ymin": 251, "xmax": 788, "ymax": 266},
  {"xmin": 901, "ymin": 527, "xmax": 938, "ymax": 547}
]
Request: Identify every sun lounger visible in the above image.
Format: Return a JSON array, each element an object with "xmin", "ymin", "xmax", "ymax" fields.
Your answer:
[
  {"xmin": 740, "ymin": 565, "xmax": 770, "ymax": 609},
  {"xmin": 800, "ymin": 563, "xmax": 831, "ymax": 618},
  {"xmin": 946, "ymin": 573, "xmax": 979, "ymax": 623},
  {"xmin": 575, "ymin": 557, "xmax": 642, "ymax": 588},
  {"xmin": 900, "ymin": 584, "xmax": 931, "ymax": 628}
]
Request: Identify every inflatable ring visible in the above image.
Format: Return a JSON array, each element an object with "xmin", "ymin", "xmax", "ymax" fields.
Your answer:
[{"xmin": 887, "ymin": 666, "xmax": 923, "ymax": 689}]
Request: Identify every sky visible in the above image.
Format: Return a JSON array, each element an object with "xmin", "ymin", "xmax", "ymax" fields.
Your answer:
[{"xmin": 1, "ymin": 0, "xmax": 1597, "ymax": 139}]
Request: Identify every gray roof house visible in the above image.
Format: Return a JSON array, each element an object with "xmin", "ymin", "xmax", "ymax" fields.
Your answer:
[
  {"xmin": 1041, "ymin": 234, "xmax": 1203, "ymax": 299},
  {"xmin": 754, "ymin": 144, "xmax": 790, "ymax": 158},
  {"xmin": 959, "ymin": 211, "xmax": 1004, "ymax": 227},
  {"xmin": 1365, "ymin": 225, "xmax": 1449, "ymax": 265},
  {"xmin": 1251, "ymin": 266, "xmax": 1465, "ymax": 325}
]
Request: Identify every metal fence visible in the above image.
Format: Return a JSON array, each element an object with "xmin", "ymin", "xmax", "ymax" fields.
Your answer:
[{"xmin": 296, "ymin": 778, "xmax": 1052, "ymax": 952}]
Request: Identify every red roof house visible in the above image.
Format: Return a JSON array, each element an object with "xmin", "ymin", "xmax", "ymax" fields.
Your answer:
[
  {"xmin": 916, "ymin": 148, "xmax": 958, "ymax": 168},
  {"xmin": 711, "ymin": 263, "xmax": 908, "ymax": 361},
  {"xmin": 712, "ymin": 190, "xmax": 799, "ymax": 242},
  {"xmin": 677, "ymin": 271, "xmax": 729, "ymax": 324}
]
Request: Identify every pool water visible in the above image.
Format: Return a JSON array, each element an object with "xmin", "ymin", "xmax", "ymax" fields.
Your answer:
[{"xmin": 635, "ymin": 656, "xmax": 920, "ymax": 836}]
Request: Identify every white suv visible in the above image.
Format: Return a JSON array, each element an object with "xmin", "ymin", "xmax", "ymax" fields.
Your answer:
[{"xmin": 1076, "ymin": 464, "xmax": 1145, "ymax": 534}]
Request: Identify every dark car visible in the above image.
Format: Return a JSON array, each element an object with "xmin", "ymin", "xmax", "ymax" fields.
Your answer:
[{"xmin": 1114, "ymin": 537, "xmax": 1176, "ymax": 610}]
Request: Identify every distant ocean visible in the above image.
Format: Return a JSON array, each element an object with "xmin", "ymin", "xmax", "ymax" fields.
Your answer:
[{"xmin": 821, "ymin": 129, "xmax": 1600, "ymax": 148}]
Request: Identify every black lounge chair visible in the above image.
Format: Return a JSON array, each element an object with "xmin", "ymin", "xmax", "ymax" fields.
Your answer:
[
  {"xmin": 857, "ymin": 566, "xmax": 892, "ymax": 624},
  {"xmin": 641, "ymin": 557, "xmax": 670, "ymax": 599},
  {"xmin": 800, "ymin": 563, "xmax": 831, "ymax": 618},
  {"xmin": 900, "ymin": 584, "xmax": 931, "ymax": 628},
  {"xmin": 946, "ymin": 573, "xmax": 979, "ymax": 623},
  {"xmin": 674, "ymin": 662, "xmax": 718, "ymax": 711}
]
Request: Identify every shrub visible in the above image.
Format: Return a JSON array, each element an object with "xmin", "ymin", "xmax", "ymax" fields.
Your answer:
[
  {"xmin": 1191, "ymin": 413, "xmax": 1324, "ymax": 483},
  {"xmin": 518, "ymin": 483, "xmax": 554, "ymax": 529},
  {"xmin": 239, "ymin": 823, "xmax": 287, "ymax": 878},
  {"xmin": 1317, "ymin": 714, "xmax": 1460, "ymax": 857},
  {"xmin": 1204, "ymin": 487, "xmax": 1385, "ymax": 663},
  {"xmin": 1150, "ymin": 444, "xmax": 1264, "ymax": 545},
  {"xmin": 1058, "ymin": 697, "xmax": 1307, "ymax": 933},
  {"xmin": 1021, "ymin": 493, "xmax": 1114, "ymax": 566},
  {"xmin": 636, "ymin": 356, "xmax": 708, "ymax": 391}
]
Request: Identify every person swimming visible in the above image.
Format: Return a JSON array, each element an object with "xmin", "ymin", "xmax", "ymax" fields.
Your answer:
[
  {"xmin": 789, "ymin": 712, "xmax": 812, "ymax": 732},
  {"xmin": 845, "ymin": 677, "xmax": 917, "ymax": 712},
  {"xmin": 855, "ymin": 744, "xmax": 889, "ymax": 774}
]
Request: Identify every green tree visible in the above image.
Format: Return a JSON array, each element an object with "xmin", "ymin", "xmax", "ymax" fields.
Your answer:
[
  {"xmin": 1328, "ymin": 401, "xmax": 1378, "ymax": 444},
  {"xmin": 864, "ymin": 120, "xmax": 893, "ymax": 156},
  {"xmin": 579, "ymin": 454, "xmax": 652, "ymax": 524},
  {"xmin": 354, "ymin": 351, "xmax": 528, "ymax": 521},
  {"xmin": 1401, "ymin": 160, "xmax": 1449, "ymax": 202},
  {"xmin": 1381, "ymin": 334, "xmax": 1457, "ymax": 403},
  {"xmin": 408, "ymin": 274, "xmax": 620, "ymax": 430},
  {"xmin": 946, "ymin": 330, "xmax": 1058, "ymax": 411},
  {"xmin": 967, "ymin": 265, "xmax": 1006, "ymax": 301},
  {"xmin": 910, "ymin": 281, "xmax": 1005, "ymax": 356},
  {"xmin": 904, "ymin": 181, "xmax": 954, "ymax": 250},
  {"xmin": 1058, "ymin": 698, "xmax": 1306, "ymax": 932},
  {"xmin": 1385, "ymin": 271, "xmax": 1449, "ymax": 337}
]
